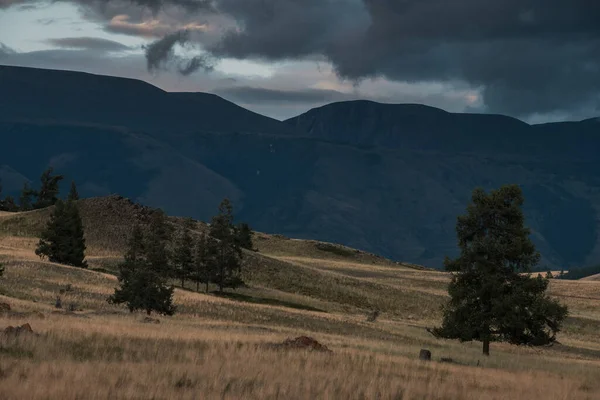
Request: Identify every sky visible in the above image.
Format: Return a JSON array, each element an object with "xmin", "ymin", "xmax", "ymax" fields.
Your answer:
[{"xmin": 0, "ymin": 0, "xmax": 599, "ymax": 122}]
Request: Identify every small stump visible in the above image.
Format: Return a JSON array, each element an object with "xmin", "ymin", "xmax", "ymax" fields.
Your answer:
[{"xmin": 419, "ymin": 349, "xmax": 432, "ymax": 361}]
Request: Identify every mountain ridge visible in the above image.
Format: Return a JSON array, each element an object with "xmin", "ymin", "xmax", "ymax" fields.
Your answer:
[{"xmin": 1, "ymin": 64, "xmax": 600, "ymax": 269}]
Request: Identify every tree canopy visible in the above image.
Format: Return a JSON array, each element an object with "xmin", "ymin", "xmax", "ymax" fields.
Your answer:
[
  {"xmin": 35, "ymin": 199, "xmax": 87, "ymax": 268},
  {"xmin": 432, "ymin": 185, "xmax": 568, "ymax": 355}
]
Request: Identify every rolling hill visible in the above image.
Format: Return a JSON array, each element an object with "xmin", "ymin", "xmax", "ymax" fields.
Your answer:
[
  {"xmin": 1, "ymin": 65, "xmax": 600, "ymax": 269},
  {"xmin": 1, "ymin": 197, "xmax": 599, "ymax": 399}
]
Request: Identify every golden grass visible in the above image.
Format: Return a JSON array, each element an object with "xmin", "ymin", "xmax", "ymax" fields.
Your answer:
[{"xmin": 1, "ymin": 200, "xmax": 600, "ymax": 399}]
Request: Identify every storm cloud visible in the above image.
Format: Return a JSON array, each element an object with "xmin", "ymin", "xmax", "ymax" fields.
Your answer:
[
  {"xmin": 144, "ymin": 30, "xmax": 214, "ymax": 74},
  {"xmin": 3, "ymin": 0, "xmax": 600, "ymax": 119}
]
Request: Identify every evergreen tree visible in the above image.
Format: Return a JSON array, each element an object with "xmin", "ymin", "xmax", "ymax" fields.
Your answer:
[
  {"xmin": 68, "ymin": 181, "xmax": 79, "ymax": 201},
  {"xmin": 0, "ymin": 180, "xmax": 5, "ymax": 212},
  {"xmin": 2, "ymin": 196, "xmax": 18, "ymax": 212},
  {"xmin": 19, "ymin": 182, "xmax": 33, "ymax": 211},
  {"xmin": 32, "ymin": 167, "xmax": 64, "ymax": 209},
  {"xmin": 172, "ymin": 219, "xmax": 195, "ymax": 288},
  {"xmin": 432, "ymin": 185, "xmax": 568, "ymax": 355},
  {"xmin": 209, "ymin": 199, "xmax": 244, "ymax": 292},
  {"xmin": 192, "ymin": 233, "xmax": 216, "ymax": 293},
  {"xmin": 235, "ymin": 222, "xmax": 255, "ymax": 251},
  {"xmin": 108, "ymin": 216, "xmax": 176, "ymax": 316},
  {"xmin": 35, "ymin": 199, "xmax": 87, "ymax": 268}
]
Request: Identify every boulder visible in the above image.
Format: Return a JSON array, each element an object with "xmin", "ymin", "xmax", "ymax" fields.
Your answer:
[{"xmin": 419, "ymin": 349, "xmax": 432, "ymax": 361}]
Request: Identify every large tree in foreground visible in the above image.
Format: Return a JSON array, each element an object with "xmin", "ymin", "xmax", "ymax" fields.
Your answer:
[{"xmin": 432, "ymin": 185, "xmax": 568, "ymax": 356}]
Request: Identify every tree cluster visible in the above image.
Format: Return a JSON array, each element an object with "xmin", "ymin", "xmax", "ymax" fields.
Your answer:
[
  {"xmin": 109, "ymin": 198, "xmax": 254, "ymax": 315},
  {"xmin": 432, "ymin": 185, "xmax": 568, "ymax": 356},
  {"xmin": 0, "ymin": 168, "xmax": 70, "ymax": 212}
]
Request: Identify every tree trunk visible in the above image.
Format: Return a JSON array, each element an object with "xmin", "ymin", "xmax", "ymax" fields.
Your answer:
[
  {"xmin": 147, "ymin": 309, "xmax": 151, "ymax": 316},
  {"xmin": 483, "ymin": 338, "xmax": 490, "ymax": 356},
  {"xmin": 196, "ymin": 280, "xmax": 199, "ymax": 292},
  {"xmin": 205, "ymin": 280, "xmax": 209, "ymax": 294},
  {"xmin": 181, "ymin": 278, "xmax": 185, "ymax": 289}
]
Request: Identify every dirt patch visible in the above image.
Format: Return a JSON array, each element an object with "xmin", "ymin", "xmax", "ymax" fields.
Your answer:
[
  {"xmin": 3, "ymin": 323, "xmax": 35, "ymax": 337},
  {"xmin": 272, "ymin": 336, "xmax": 332, "ymax": 353}
]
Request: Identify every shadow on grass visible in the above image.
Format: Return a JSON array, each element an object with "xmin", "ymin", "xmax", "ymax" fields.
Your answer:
[{"xmin": 212, "ymin": 291, "xmax": 327, "ymax": 313}]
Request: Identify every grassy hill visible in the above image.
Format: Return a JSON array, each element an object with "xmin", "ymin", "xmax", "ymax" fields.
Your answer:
[{"xmin": 1, "ymin": 197, "xmax": 600, "ymax": 399}]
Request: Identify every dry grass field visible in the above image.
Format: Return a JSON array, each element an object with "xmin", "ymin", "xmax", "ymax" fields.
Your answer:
[{"xmin": 1, "ymin": 197, "xmax": 600, "ymax": 399}]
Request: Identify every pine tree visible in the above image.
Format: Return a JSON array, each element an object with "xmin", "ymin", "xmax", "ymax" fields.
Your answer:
[
  {"xmin": 2, "ymin": 196, "xmax": 18, "ymax": 212},
  {"xmin": 235, "ymin": 222, "xmax": 255, "ymax": 251},
  {"xmin": 68, "ymin": 181, "xmax": 79, "ymax": 201},
  {"xmin": 192, "ymin": 233, "xmax": 216, "ymax": 293},
  {"xmin": 108, "ymin": 216, "xmax": 176, "ymax": 316},
  {"xmin": 0, "ymin": 180, "xmax": 5, "ymax": 212},
  {"xmin": 33, "ymin": 167, "xmax": 64, "ymax": 209},
  {"xmin": 35, "ymin": 199, "xmax": 87, "ymax": 268},
  {"xmin": 19, "ymin": 182, "xmax": 33, "ymax": 211},
  {"xmin": 172, "ymin": 219, "xmax": 195, "ymax": 288},
  {"xmin": 209, "ymin": 199, "xmax": 244, "ymax": 293},
  {"xmin": 432, "ymin": 185, "xmax": 568, "ymax": 355}
]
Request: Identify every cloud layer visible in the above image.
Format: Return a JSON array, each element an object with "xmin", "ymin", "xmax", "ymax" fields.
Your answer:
[{"xmin": 3, "ymin": 0, "xmax": 600, "ymax": 119}]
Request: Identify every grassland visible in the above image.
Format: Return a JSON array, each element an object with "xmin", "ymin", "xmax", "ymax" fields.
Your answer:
[{"xmin": 1, "ymin": 197, "xmax": 600, "ymax": 399}]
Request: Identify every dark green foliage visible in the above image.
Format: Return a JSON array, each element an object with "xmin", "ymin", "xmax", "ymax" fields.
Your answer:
[
  {"xmin": 208, "ymin": 199, "xmax": 244, "ymax": 292},
  {"xmin": 192, "ymin": 233, "xmax": 216, "ymax": 293},
  {"xmin": 172, "ymin": 219, "xmax": 195, "ymax": 288},
  {"xmin": 19, "ymin": 182, "xmax": 33, "ymax": 211},
  {"xmin": 432, "ymin": 185, "xmax": 568, "ymax": 355},
  {"xmin": 235, "ymin": 222, "xmax": 255, "ymax": 251},
  {"xmin": 0, "ymin": 263, "xmax": 4, "ymax": 277},
  {"xmin": 32, "ymin": 167, "xmax": 64, "ymax": 209},
  {"xmin": 2, "ymin": 196, "xmax": 18, "ymax": 212},
  {"xmin": 35, "ymin": 199, "xmax": 87, "ymax": 268},
  {"xmin": 557, "ymin": 264, "xmax": 600, "ymax": 280},
  {"xmin": 108, "ymin": 216, "xmax": 176, "ymax": 316},
  {"xmin": 68, "ymin": 181, "xmax": 79, "ymax": 201}
]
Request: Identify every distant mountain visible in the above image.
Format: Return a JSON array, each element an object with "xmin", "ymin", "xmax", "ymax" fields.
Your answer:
[{"xmin": 1, "ymin": 65, "xmax": 599, "ymax": 269}]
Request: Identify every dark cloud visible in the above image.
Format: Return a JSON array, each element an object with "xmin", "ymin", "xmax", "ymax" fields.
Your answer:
[
  {"xmin": 214, "ymin": 86, "xmax": 354, "ymax": 104},
  {"xmin": 144, "ymin": 30, "xmax": 214, "ymax": 74},
  {"xmin": 0, "ymin": 43, "xmax": 16, "ymax": 58},
  {"xmin": 2, "ymin": 0, "xmax": 599, "ymax": 118},
  {"xmin": 46, "ymin": 37, "xmax": 131, "ymax": 52}
]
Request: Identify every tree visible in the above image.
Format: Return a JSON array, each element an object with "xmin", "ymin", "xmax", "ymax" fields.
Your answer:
[
  {"xmin": 35, "ymin": 199, "xmax": 88, "ymax": 268},
  {"xmin": 19, "ymin": 182, "xmax": 33, "ymax": 211},
  {"xmin": 0, "ymin": 263, "xmax": 4, "ymax": 278},
  {"xmin": 192, "ymin": 233, "xmax": 216, "ymax": 293},
  {"xmin": 108, "ymin": 215, "xmax": 176, "ymax": 316},
  {"xmin": 209, "ymin": 199, "xmax": 244, "ymax": 293},
  {"xmin": 235, "ymin": 222, "xmax": 255, "ymax": 251},
  {"xmin": 32, "ymin": 167, "xmax": 64, "ymax": 209},
  {"xmin": 172, "ymin": 219, "xmax": 195, "ymax": 288},
  {"xmin": 2, "ymin": 196, "xmax": 18, "ymax": 212},
  {"xmin": 68, "ymin": 181, "xmax": 79, "ymax": 201},
  {"xmin": 432, "ymin": 185, "xmax": 568, "ymax": 356}
]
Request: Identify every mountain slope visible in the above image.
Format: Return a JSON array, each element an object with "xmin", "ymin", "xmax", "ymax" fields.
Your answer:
[{"xmin": 1, "ymin": 65, "xmax": 600, "ymax": 269}]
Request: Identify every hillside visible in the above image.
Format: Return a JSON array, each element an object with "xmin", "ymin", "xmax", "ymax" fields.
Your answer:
[
  {"xmin": 1, "ymin": 199, "xmax": 600, "ymax": 399},
  {"xmin": 2, "ymin": 66, "xmax": 600, "ymax": 269}
]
